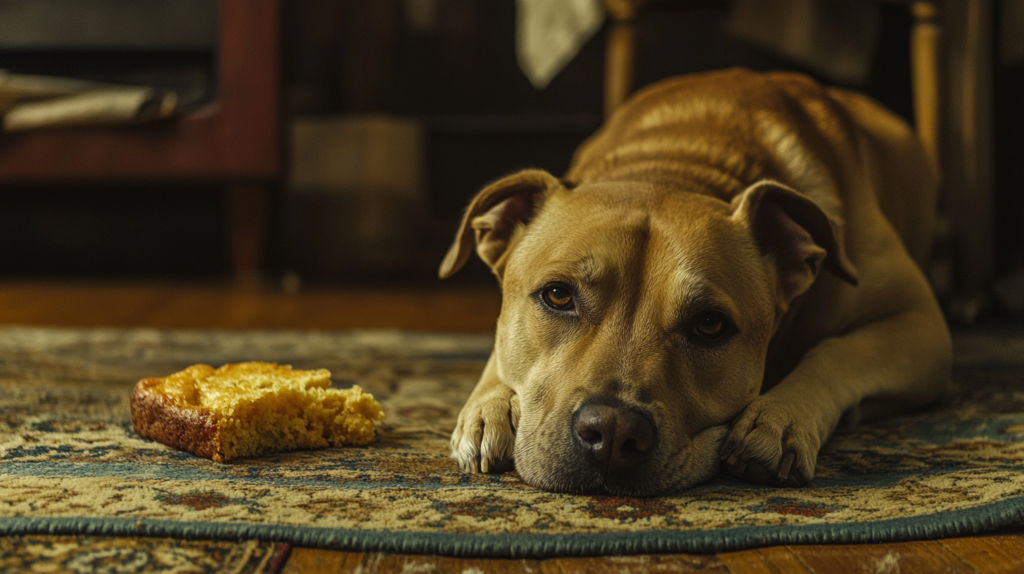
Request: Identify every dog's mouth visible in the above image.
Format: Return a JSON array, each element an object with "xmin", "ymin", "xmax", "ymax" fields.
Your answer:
[
  {"xmin": 515, "ymin": 448, "xmax": 683, "ymax": 496},
  {"xmin": 513, "ymin": 400, "xmax": 669, "ymax": 496},
  {"xmin": 515, "ymin": 456, "xmax": 661, "ymax": 496},
  {"xmin": 513, "ymin": 415, "xmax": 728, "ymax": 496}
]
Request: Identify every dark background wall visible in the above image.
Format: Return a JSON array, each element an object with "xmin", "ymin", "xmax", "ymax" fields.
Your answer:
[{"xmin": 0, "ymin": 0, "xmax": 1019, "ymax": 296}]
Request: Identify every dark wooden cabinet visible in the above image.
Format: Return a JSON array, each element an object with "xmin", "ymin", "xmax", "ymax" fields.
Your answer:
[{"xmin": 0, "ymin": 0, "xmax": 281, "ymax": 283}]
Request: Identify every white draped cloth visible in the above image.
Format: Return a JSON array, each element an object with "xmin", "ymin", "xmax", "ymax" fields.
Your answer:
[{"xmin": 516, "ymin": 0, "xmax": 605, "ymax": 89}]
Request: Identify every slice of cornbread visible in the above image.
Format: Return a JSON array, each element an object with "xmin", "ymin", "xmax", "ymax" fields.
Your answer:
[{"xmin": 130, "ymin": 362, "xmax": 384, "ymax": 462}]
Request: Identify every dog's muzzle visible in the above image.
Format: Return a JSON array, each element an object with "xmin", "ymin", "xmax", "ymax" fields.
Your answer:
[{"xmin": 572, "ymin": 400, "xmax": 657, "ymax": 483}]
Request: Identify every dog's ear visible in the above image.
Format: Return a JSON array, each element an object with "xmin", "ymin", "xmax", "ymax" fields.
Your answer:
[
  {"xmin": 439, "ymin": 169, "xmax": 561, "ymax": 279},
  {"xmin": 732, "ymin": 180, "xmax": 858, "ymax": 303}
]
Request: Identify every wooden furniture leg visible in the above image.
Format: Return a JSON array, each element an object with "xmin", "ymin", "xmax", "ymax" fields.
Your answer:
[
  {"xmin": 910, "ymin": 1, "xmax": 954, "ymax": 299},
  {"xmin": 225, "ymin": 182, "xmax": 270, "ymax": 287},
  {"xmin": 942, "ymin": 0, "xmax": 994, "ymax": 303},
  {"xmin": 911, "ymin": 1, "xmax": 942, "ymax": 175},
  {"xmin": 604, "ymin": 0, "xmax": 637, "ymax": 118}
]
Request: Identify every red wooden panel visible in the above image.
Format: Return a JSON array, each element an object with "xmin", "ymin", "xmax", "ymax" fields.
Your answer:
[{"xmin": 0, "ymin": 0, "xmax": 280, "ymax": 183}]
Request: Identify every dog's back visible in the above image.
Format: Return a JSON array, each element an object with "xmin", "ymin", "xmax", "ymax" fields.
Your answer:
[
  {"xmin": 566, "ymin": 68, "xmax": 937, "ymax": 266},
  {"xmin": 826, "ymin": 88, "xmax": 938, "ymax": 266}
]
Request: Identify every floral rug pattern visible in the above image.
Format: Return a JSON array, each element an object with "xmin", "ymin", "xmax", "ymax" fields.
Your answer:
[{"xmin": 1, "ymin": 327, "xmax": 1023, "ymax": 557}]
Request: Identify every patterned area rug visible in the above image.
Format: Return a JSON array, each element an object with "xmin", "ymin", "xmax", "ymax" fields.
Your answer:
[
  {"xmin": 0, "ymin": 535, "xmax": 287, "ymax": 573},
  {"xmin": 2, "ymin": 326, "xmax": 1023, "ymax": 558}
]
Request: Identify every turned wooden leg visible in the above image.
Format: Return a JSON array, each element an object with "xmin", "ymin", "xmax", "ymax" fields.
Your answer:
[
  {"xmin": 942, "ymin": 0, "xmax": 994, "ymax": 302},
  {"xmin": 225, "ymin": 182, "xmax": 270, "ymax": 287},
  {"xmin": 911, "ymin": 1, "xmax": 941, "ymax": 175},
  {"xmin": 910, "ymin": 1, "xmax": 954, "ymax": 299},
  {"xmin": 604, "ymin": 0, "xmax": 637, "ymax": 118}
]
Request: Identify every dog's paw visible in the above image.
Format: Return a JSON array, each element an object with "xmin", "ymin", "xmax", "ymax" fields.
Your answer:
[
  {"xmin": 719, "ymin": 396, "xmax": 819, "ymax": 487},
  {"xmin": 450, "ymin": 385, "xmax": 519, "ymax": 473}
]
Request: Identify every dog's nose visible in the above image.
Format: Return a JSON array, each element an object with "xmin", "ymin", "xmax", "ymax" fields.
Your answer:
[{"xmin": 573, "ymin": 402, "xmax": 655, "ymax": 474}]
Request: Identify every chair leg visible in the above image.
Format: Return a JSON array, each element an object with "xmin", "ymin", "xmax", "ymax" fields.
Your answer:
[
  {"xmin": 225, "ymin": 182, "xmax": 269, "ymax": 287},
  {"xmin": 910, "ymin": 1, "xmax": 954, "ymax": 300},
  {"xmin": 911, "ymin": 1, "xmax": 941, "ymax": 175},
  {"xmin": 604, "ymin": 0, "xmax": 637, "ymax": 118},
  {"xmin": 942, "ymin": 0, "xmax": 994, "ymax": 303}
]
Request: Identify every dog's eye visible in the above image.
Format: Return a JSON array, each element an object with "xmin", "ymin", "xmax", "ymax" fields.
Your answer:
[
  {"xmin": 542, "ymin": 286, "xmax": 575, "ymax": 311},
  {"xmin": 693, "ymin": 311, "xmax": 729, "ymax": 340}
]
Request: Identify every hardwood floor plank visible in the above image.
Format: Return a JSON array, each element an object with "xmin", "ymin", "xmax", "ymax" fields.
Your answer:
[
  {"xmin": 0, "ymin": 281, "xmax": 502, "ymax": 331},
  {"xmin": 717, "ymin": 546, "xmax": 811, "ymax": 574},
  {"xmin": 785, "ymin": 541, "xmax": 975, "ymax": 574},
  {"xmin": 280, "ymin": 551, "xmax": 731, "ymax": 574},
  {"xmin": 280, "ymin": 549, "xmax": 368, "ymax": 574},
  {"xmin": 374, "ymin": 553, "xmax": 540, "ymax": 574},
  {"xmin": 940, "ymin": 535, "xmax": 1024, "ymax": 573},
  {"xmin": 541, "ymin": 553, "xmax": 728, "ymax": 573}
]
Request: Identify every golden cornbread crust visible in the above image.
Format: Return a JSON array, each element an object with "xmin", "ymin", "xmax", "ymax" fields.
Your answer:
[{"xmin": 130, "ymin": 362, "xmax": 384, "ymax": 462}]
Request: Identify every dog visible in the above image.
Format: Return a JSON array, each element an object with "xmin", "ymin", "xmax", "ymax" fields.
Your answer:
[{"xmin": 439, "ymin": 69, "xmax": 952, "ymax": 496}]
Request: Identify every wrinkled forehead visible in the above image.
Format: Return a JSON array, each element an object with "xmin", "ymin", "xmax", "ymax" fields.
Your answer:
[
  {"xmin": 507, "ymin": 184, "xmax": 768, "ymax": 313},
  {"xmin": 512, "ymin": 187, "xmax": 655, "ymax": 280},
  {"xmin": 513, "ymin": 186, "xmax": 724, "ymax": 276}
]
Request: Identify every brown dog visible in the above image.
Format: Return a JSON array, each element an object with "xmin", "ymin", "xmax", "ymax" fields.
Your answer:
[{"xmin": 439, "ymin": 69, "xmax": 952, "ymax": 496}]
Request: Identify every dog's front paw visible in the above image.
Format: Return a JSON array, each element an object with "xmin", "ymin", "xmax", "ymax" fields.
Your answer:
[
  {"xmin": 450, "ymin": 385, "xmax": 519, "ymax": 473},
  {"xmin": 719, "ymin": 396, "xmax": 820, "ymax": 487}
]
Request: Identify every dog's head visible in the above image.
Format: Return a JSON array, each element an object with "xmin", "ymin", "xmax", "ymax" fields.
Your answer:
[{"xmin": 441, "ymin": 169, "xmax": 857, "ymax": 495}]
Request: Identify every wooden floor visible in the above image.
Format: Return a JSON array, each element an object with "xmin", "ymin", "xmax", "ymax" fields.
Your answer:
[
  {"xmin": 283, "ymin": 537, "xmax": 1024, "ymax": 573},
  {"xmin": 3, "ymin": 280, "xmax": 1022, "ymax": 574},
  {"xmin": 0, "ymin": 280, "xmax": 503, "ymax": 332}
]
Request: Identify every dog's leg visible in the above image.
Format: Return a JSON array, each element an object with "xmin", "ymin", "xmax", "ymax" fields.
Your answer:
[
  {"xmin": 720, "ymin": 304, "xmax": 952, "ymax": 487},
  {"xmin": 450, "ymin": 353, "xmax": 519, "ymax": 473}
]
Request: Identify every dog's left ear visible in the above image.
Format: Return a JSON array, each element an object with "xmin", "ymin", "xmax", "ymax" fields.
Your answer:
[
  {"xmin": 439, "ymin": 169, "xmax": 562, "ymax": 279},
  {"xmin": 732, "ymin": 180, "xmax": 859, "ymax": 302}
]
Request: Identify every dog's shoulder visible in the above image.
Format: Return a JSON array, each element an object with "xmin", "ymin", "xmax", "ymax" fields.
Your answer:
[{"xmin": 568, "ymin": 70, "xmax": 858, "ymax": 214}]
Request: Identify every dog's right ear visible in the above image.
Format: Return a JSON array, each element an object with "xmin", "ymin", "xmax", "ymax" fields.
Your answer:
[{"xmin": 439, "ymin": 169, "xmax": 561, "ymax": 279}]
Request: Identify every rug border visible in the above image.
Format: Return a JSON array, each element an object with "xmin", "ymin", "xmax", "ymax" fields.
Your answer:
[
  {"xmin": 4, "ymin": 495, "xmax": 1023, "ymax": 558},
  {"xmin": 4, "ymin": 328, "xmax": 1023, "ymax": 557}
]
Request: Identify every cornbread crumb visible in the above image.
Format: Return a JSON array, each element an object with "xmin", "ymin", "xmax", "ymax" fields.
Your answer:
[{"xmin": 130, "ymin": 362, "xmax": 384, "ymax": 462}]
